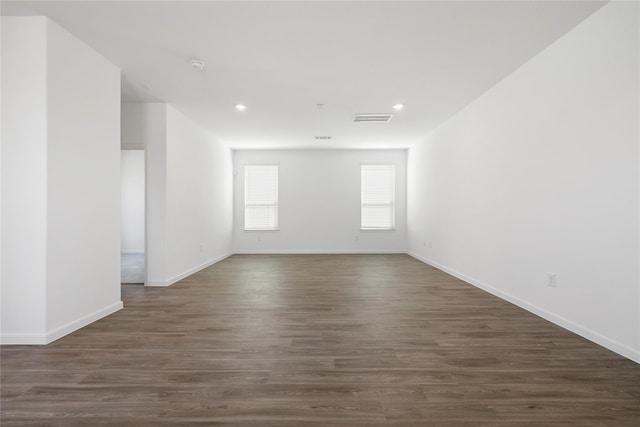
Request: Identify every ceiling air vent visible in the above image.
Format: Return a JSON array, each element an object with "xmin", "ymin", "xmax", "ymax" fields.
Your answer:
[
  {"xmin": 314, "ymin": 136, "xmax": 332, "ymax": 140},
  {"xmin": 353, "ymin": 114, "xmax": 393, "ymax": 123}
]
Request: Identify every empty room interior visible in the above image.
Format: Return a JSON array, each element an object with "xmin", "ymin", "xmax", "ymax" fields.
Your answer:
[{"xmin": 1, "ymin": 0, "xmax": 639, "ymax": 425}]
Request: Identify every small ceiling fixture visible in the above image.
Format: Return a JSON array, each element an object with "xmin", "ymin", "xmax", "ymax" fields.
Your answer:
[
  {"xmin": 190, "ymin": 59, "xmax": 205, "ymax": 71},
  {"xmin": 314, "ymin": 136, "xmax": 332, "ymax": 140},
  {"xmin": 392, "ymin": 103, "xmax": 404, "ymax": 111},
  {"xmin": 235, "ymin": 104, "xmax": 247, "ymax": 111}
]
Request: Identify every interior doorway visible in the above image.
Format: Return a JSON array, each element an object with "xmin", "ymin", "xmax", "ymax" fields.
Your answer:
[{"xmin": 120, "ymin": 149, "xmax": 145, "ymax": 284}]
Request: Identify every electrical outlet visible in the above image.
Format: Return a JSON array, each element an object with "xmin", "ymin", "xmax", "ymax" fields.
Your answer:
[
  {"xmin": 547, "ymin": 272, "xmax": 557, "ymax": 288},
  {"xmin": 422, "ymin": 240, "xmax": 426, "ymax": 247},
  {"xmin": 428, "ymin": 241, "xmax": 433, "ymax": 249},
  {"xmin": 257, "ymin": 235, "xmax": 262, "ymax": 242},
  {"xmin": 355, "ymin": 236, "xmax": 359, "ymax": 241},
  {"xmin": 199, "ymin": 245, "xmax": 204, "ymax": 253}
]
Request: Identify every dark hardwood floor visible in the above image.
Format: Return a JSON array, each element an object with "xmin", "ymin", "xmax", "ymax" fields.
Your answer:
[{"xmin": 2, "ymin": 254, "xmax": 639, "ymax": 426}]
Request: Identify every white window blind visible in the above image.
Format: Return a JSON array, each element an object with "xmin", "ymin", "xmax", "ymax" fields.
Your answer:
[
  {"xmin": 245, "ymin": 165, "xmax": 279, "ymax": 230},
  {"xmin": 361, "ymin": 164, "xmax": 395, "ymax": 229}
]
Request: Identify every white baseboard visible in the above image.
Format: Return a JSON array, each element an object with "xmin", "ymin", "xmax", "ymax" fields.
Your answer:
[
  {"xmin": 0, "ymin": 333, "xmax": 48, "ymax": 345},
  {"xmin": 406, "ymin": 251, "xmax": 640, "ymax": 364},
  {"xmin": 8, "ymin": 251, "xmax": 637, "ymax": 365},
  {"xmin": 46, "ymin": 301, "xmax": 124, "ymax": 344},
  {"xmin": 233, "ymin": 250, "xmax": 406, "ymax": 255},
  {"xmin": 1, "ymin": 301, "xmax": 123, "ymax": 345},
  {"xmin": 146, "ymin": 251, "xmax": 233, "ymax": 287}
]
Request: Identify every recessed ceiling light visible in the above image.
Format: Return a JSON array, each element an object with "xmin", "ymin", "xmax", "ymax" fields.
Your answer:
[
  {"xmin": 392, "ymin": 103, "xmax": 404, "ymax": 111},
  {"xmin": 190, "ymin": 59, "xmax": 205, "ymax": 71},
  {"xmin": 235, "ymin": 104, "xmax": 247, "ymax": 111}
]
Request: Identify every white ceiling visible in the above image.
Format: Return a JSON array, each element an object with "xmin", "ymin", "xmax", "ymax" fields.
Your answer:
[{"xmin": 2, "ymin": 1, "xmax": 606, "ymax": 149}]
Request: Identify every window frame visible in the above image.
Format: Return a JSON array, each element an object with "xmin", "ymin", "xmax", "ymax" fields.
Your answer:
[
  {"xmin": 360, "ymin": 163, "xmax": 396, "ymax": 230},
  {"xmin": 244, "ymin": 164, "xmax": 279, "ymax": 231}
]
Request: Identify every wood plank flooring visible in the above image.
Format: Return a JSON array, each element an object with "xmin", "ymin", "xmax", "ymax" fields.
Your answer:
[{"xmin": 2, "ymin": 254, "xmax": 639, "ymax": 425}]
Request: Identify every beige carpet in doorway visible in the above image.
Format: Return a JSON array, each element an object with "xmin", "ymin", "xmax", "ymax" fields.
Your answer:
[{"xmin": 121, "ymin": 253, "xmax": 144, "ymax": 284}]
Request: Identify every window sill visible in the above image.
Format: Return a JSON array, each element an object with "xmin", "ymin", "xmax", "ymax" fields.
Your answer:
[
  {"xmin": 244, "ymin": 229, "xmax": 280, "ymax": 232},
  {"xmin": 360, "ymin": 227, "xmax": 397, "ymax": 231}
]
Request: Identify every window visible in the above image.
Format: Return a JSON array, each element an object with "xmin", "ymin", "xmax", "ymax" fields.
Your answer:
[
  {"xmin": 245, "ymin": 165, "xmax": 279, "ymax": 230},
  {"xmin": 361, "ymin": 164, "xmax": 395, "ymax": 229}
]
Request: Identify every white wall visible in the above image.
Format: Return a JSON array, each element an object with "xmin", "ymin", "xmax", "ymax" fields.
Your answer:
[
  {"xmin": 234, "ymin": 149, "xmax": 407, "ymax": 253},
  {"xmin": 164, "ymin": 105, "xmax": 234, "ymax": 283},
  {"xmin": 121, "ymin": 150, "xmax": 145, "ymax": 253},
  {"xmin": 121, "ymin": 103, "xmax": 234, "ymax": 286},
  {"xmin": 1, "ymin": 17, "xmax": 48, "ymax": 342},
  {"xmin": 407, "ymin": 1, "xmax": 639, "ymax": 362},
  {"xmin": 45, "ymin": 19, "xmax": 122, "ymax": 340},
  {"xmin": 122, "ymin": 103, "xmax": 168, "ymax": 285},
  {"xmin": 121, "ymin": 103, "xmax": 157, "ymax": 150},
  {"xmin": 1, "ymin": 17, "xmax": 123, "ymax": 344}
]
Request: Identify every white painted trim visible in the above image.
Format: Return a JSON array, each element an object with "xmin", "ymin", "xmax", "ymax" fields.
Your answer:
[
  {"xmin": 146, "ymin": 279, "xmax": 170, "ymax": 287},
  {"xmin": 146, "ymin": 251, "xmax": 233, "ymax": 287},
  {"xmin": 121, "ymin": 250, "xmax": 144, "ymax": 255},
  {"xmin": 0, "ymin": 333, "xmax": 48, "ymax": 345},
  {"xmin": 1, "ymin": 301, "xmax": 124, "ymax": 345},
  {"xmin": 233, "ymin": 250, "xmax": 406, "ymax": 255},
  {"xmin": 406, "ymin": 251, "xmax": 640, "ymax": 364},
  {"xmin": 45, "ymin": 301, "xmax": 124, "ymax": 344}
]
